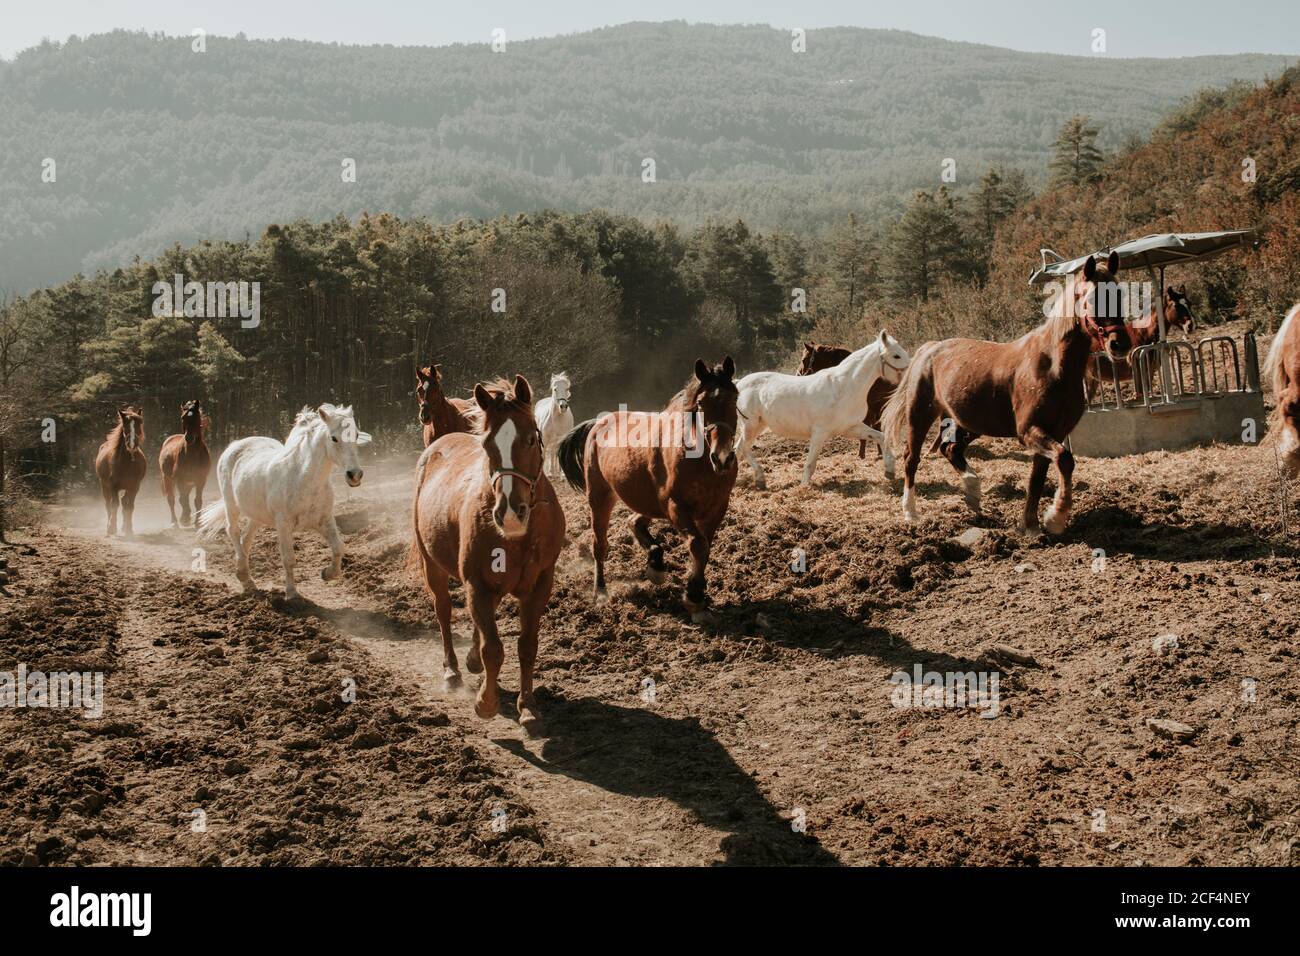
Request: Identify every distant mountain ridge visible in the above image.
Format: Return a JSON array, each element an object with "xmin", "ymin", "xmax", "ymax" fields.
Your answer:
[{"xmin": 0, "ymin": 21, "xmax": 1293, "ymax": 292}]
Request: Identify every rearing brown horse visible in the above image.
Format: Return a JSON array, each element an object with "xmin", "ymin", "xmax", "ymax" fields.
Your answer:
[
  {"xmin": 559, "ymin": 358, "xmax": 739, "ymax": 620},
  {"xmin": 95, "ymin": 405, "xmax": 148, "ymax": 537},
  {"xmin": 881, "ymin": 252, "xmax": 1131, "ymax": 534},
  {"xmin": 416, "ymin": 364, "xmax": 478, "ymax": 446},
  {"xmin": 159, "ymin": 399, "xmax": 211, "ymax": 527},
  {"xmin": 797, "ymin": 341, "xmax": 896, "ymax": 458}
]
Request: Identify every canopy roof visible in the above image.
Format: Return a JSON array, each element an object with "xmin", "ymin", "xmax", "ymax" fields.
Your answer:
[{"xmin": 1028, "ymin": 230, "xmax": 1257, "ymax": 285}]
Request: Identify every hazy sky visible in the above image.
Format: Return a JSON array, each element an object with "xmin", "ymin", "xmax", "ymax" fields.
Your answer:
[{"xmin": 3, "ymin": 0, "xmax": 1298, "ymax": 60}]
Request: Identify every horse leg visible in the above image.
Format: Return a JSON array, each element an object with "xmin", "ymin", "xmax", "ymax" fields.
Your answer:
[
  {"xmin": 178, "ymin": 480, "xmax": 193, "ymax": 528},
  {"xmin": 163, "ymin": 473, "xmax": 178, "ymax": 527},
  {"xmin": 231, "ymin": 514, "xmax": 259, "ymax": 591},
  {"xmin": 736, "ymin": 419, "xmax": 767, "ymax": 490},
  {"xmin": 847, "ymin": 423, "xmax": 895, "ymax": 481},
  {"xmin": 1024, "ymin": 426, "xmax": 1074, "ymax": 534},
  {"xmin": 102, "ymin": 484, "xmax": 117, "ymax": 536},
  {"xmin": 588, "ymin": 479, "xmax": 615, "ymax": 604},
  {"xmin": 466, "ymin": 624, "xmax": 483, "ymax": 674},
  {"xmin": 902, "ymin": 404, "xmax": 939, "ymax": 524},
  {"xmin": 193, "ymin": 479, "xmax": 205, "ymax": 525},
  {"xmin": 631, "ymin": 515, "xmax": 668, "ymax": 584},
  {"xmin": 319, "ymin": 514, "xmax": 344, "ymax": 581},
  {"xmin": 274, "ymin": 519, "xmax": 299, "ymax": 601},
  {"xmin": 121, "ymin": 486, "xmax": 139, "ymax": 537},
  {"xmin": 939, "ymin": 426, "xmax": 981, "ymax": 513},
  {"xmin": 801, "ymin": 428, "xmax": 830, "ymax": 486},
  {"xmin": 422, "ymin": 562, "xmax": 460, "ymax": 688},
  {"xmin": 1021, "ymin": 454, "xmax": 1051, "ymax": 535},
  {"xmin": 466, "ymin": 586, "xmax": 504, "ymax": 719},
  {"xmin": 516, "ymin": 566, "xmax": 555, "ymax": 735}
]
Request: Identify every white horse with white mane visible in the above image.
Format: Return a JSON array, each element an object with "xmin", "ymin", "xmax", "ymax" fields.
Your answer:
[
  {"xmin": 735, "ymin": 331, "xmax": 911, "ymax": 488},
  {"xmin": 534, "ymin": 372, "xmax": 574, "ymax": 478},
  {"xmin": 197, "ymin": 404, "xmax": 371, "ymax": 601}
]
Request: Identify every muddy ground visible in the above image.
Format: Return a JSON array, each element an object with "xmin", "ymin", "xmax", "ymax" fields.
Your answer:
[{"xmin": 2, "ymin": 427, "xmax": 1298, "ymax": 866}]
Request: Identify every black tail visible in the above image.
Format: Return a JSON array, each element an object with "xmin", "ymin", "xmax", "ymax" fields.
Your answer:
[{"xmin": 558, "ymin": 419, "xmax": 596, "ymax": 492}]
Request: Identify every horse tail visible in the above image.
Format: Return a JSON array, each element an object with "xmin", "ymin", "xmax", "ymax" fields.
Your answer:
[
  {"xmin": 558, "ymin": 419, "xmax": 596, "ymax": 492},
  {"xmin": 880, "ymin": 343, "xmax": 936, "ymax": 456},
  {"xmin": 195, "ymin": 501, "xmax": 226, "ymax": 540}
]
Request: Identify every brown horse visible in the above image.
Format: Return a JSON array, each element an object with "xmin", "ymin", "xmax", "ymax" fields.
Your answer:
[
  {"xmin": 94, "ymin": 405, "xmax": 148, "ymax": 537},
  {"xmin": 416, "ymin": 364, "xmax": 478, "ymax": 446},
  {"xmin": 798, "ymin": 341, "xmax": 896, "ymax": 458},
  {"xmin": 412, "ymin": 375, "xmax": 565, "ymax": 732},
  {"xmin": 1266, "ymin": 303, "xmax": 1300, "ymax": 475},
  {"xmin": 1087, "ymin": 286, "xmax": 1197, "ymax": 400},
  {"xmin": 158, "ymin": 400, "xmax": 211, "ymax": 527},
  {"xmin": 559, "ymin": 358, "xmax": 738, "ymax": 620},
  {"xmin": 881, "ymin": 252, "xmax": 1131, "ymax": 534}
]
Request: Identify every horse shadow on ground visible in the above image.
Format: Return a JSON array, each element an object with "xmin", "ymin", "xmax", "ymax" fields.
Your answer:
[
  {"xmin": 1070, "ymin": 505, "xmax": 1299, "ymax": 562},
  {"xmin": 623, "ymin": 587, "xmax": 987, "ymax": 673},
  {"xmin": 277, "ymin": 594, "xmax": 424, "ymax": 642},
  {"xmin": 495, "ymin": 694, "xmax": 840, "ymax": 866}
]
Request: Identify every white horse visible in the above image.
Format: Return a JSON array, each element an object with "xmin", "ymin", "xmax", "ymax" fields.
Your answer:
[
  {"xmin": 534, "ymin": 372, "xmax": 574, "ymax": 478},
  {"xmin": 197, "ymin": 404, "xmax": 371, "ymax": 601},
  {"xmin": 735, "ymin": 331, "xmax": 910, "ymax": 488}
]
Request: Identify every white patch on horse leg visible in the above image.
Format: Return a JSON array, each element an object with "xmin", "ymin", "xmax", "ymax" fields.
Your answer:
[
  {"xmin": 962, "ymin": 470, "xmax": 981, "ymax": 511},
  {"xmin": 902, "ymin": 485, "xmax": 919, "ymax": 523},
  {"xmin": 1042, "ymin": 504, "xmax": 1069, "ymax": 534}
]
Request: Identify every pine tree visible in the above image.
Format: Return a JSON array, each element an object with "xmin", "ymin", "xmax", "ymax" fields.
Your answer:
[
  {"xmin": 1048, "ymin": 115, "xmax": 1105, "ymax": 187},
  {"xmin": 885, "ymin": 189, "xmax": 968, "ymax": 303}
]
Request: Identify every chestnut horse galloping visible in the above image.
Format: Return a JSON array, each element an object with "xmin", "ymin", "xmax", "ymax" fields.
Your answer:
[
  {"xmin": 412, "ymin": 375, "xmax": 565, "ymax": 732},
  {"xmin": 416, "ymin": 364, "xmax": 478, "ymax": 446},
  {"xmin": 1087, "ymin": 286, "xmax": 1197, "ymax": 400},
  {"xmin": 881, "ymin": 252, "xmax": 1132, "ymax": 534},
  {"xmin": 95, "ymin": 405, "xmax": 147, "ymax": 537},
  {"xmin": 159, "ymin": 400, "xmax": 211, "ymax": 527},
  {"xmin": 559, "ymin": 358, "xmax": 739, "ymax": 621},
  {"xmin": 797, "ymin": 341, "xmax": 897, "ymax": 459}
]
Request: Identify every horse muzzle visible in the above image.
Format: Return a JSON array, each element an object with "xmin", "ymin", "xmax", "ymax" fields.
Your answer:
[
  {"xmin": 493, "ymin": 498, "xmax": 530, "ymax": 538},
  {"xmin": 345, "ymin": 469, "xmax": 364, "ymax": 487}
]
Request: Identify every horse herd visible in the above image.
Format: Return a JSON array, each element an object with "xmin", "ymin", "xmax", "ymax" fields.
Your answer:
[{"xmin": 89, "ymin": 254, "xmax": 1300, "ymax": 732}]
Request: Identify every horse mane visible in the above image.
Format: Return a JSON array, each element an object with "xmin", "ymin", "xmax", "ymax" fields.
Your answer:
[
  {"xmin": 476, "ymin": 379, "xmax": 530, "ymax": 427},
  {"xmin": 287, "ymin": 404, "xmax": 352, "ymax": 445},
  {"xmin": 1265, "ymin": 304, "xmax": 1300, "ymax": 410},
  {"xmin": 1042, "ymin": 273, "xmax": 1084, "ymax": 342},
  {"xmin": 667, "ymin": 371, "xmax": 737, "ymax": 412},
  {"xmin": 106, "ymin": 409, "xmax": 143, "ymax": 445}
]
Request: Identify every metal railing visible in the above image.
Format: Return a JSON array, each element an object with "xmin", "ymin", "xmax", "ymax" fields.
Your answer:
[{"xmin": 1085, "ymin": 330, "xmax": 1259, "ymax": 413}]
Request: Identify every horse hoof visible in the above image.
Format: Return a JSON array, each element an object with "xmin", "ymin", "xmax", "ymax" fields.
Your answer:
[
  {"xmin": 321, "ymin": 566, "xmax": 339, "ymax": 581},
  {"xmin": 645, "ymin": 566, "xmax": 669, "ymax": 585},
  {"xmin": 594, "ymin": 587, "xmax": 610, "ymax": 605},
  {"xmin": 518, "ymin": 707, "xmax": 542, "ymax": 737},
  {"xmin": 1042, "ymin": 509, "xmax": 1068, "ymax": 535},
  {"xmin": 474, "ymin": 697, "xmax": 499, "ymax": 720},
  {"xmin": 443, "ymin": 669, "xmax": 462, "ymax": 691},
  {"xmin": 465, "ymin": 652, "xmax": 483, "ymax": 675}
]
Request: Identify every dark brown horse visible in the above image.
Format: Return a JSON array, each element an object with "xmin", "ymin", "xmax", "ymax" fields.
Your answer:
[
  {"xmin": 412, "ymin": 375, "xmax": 565, "ymax": 732},
  {"xmin": 881, "ymin": 252, "xmax": 1131, "ymax": 534},
  {"xmin": 416, "ymin": 364, "xmax": 478, "ymax": 447},
  {"xmin": 559, "ymin": 358, "xmax": 738, "ymax": 620},
  {"xmin": 159, "ymin": 400, "xmax": 211, "ymax": 527},
  {"xmin": 798, "ymin": 340, "xmax": 896, "ymax": 458},
  {"xmin": 1087, "ymin": 286, "xmax": 1197, "ymax": 400},
  {"xmin": 95, "ymin": 405, "xmax": 148, "ymax": 536}
]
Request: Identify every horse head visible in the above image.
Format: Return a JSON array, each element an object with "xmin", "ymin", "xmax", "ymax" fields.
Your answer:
[
  {"xmin": 415, "ymin": 364, "xmax": 445, "ymax": 424},
  {"xmin": 797, "ymin": 342, "xmax": 818, "ymax": 375},
  {"xmin": 117, "ymin": 405, "xmax": 144, "ymax": 452},
  {"xmin": 877, "ymin": 330, "xmax": 912, "ymax": 385},
  {"xmin": 1079, "ymin": 252, "xmax": 1132, "ymax": 361},
  {"xmin": 550, "ymin": 372, "xmax": 572, "ymax": 412},
  {"xmin": 689, "ymin": 356, "xmax": 739, "ymax": 474},
  {"xmin": 1165, "ymin": 286, "xmax": 1197, "ymax": 336},
  {"xmin": 474, "ymin": 374, "xmax": 542, "ymax": 539},
  {"xmin": 180, "ymin": 400, "xmax": 203, "ymax": 443},
  {"xmin": 317, "ymin": 404, "xmax": 371, "ymax": 487}
]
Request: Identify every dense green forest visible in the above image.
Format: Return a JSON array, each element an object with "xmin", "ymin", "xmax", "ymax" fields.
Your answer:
[{"xmin": 0, "ymin": 22, "xmax": 1292, "ymax": 293}]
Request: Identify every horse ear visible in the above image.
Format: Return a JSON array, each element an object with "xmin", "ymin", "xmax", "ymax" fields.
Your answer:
[
  {"xmin": 878, "ymin": 329, "xmax": 889, "ymax": 347},
  {"xmin": 514, "ymin": 374, "xmax": 532, "ymax": 406},
  {"xmin": 694, "ymin": 358, "xmax": 709, "ymax": 382},
  {"xmin": 473, "ymin": 383, "xmax": 494, "ymax": 411},
  {"xmin": 432, "ymin": 364, "xmax": 442, "ymax": 381},
  {"xmin": 416, "ymin": 366, "xmax": 430, "ymax": 383},
  {"xmin": 1083, "ymin": 256, "xmax": 1097, "ymax": 281},
  {"xmin": 1107, "ymin": 250, "xmax": 1120, "ymax": 275},
  {"xmin": 722, "ymin": 356, "xmax": 736, "ymax": 379},
  {"xmin": 317, "ymin": 404, "xmax": 333, "ymax": 425},
  {"xmin": 804, "ymin": 342, "xmax": 814, "ymax": 352}
]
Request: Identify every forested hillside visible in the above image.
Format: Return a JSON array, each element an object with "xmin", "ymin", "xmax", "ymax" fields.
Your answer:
[{"xmin": 0, "ymin": 22, "xmax": 1291, "ymax": 292}]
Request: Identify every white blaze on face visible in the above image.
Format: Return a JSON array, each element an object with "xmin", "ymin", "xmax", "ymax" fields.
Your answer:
[
  {"xmin": 127, "ymin": 419, "xmax": 136, "ymax": 449},
  {"xmin": 494, "ymin": 418, "xmax": 517, "ymax": 499}
]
